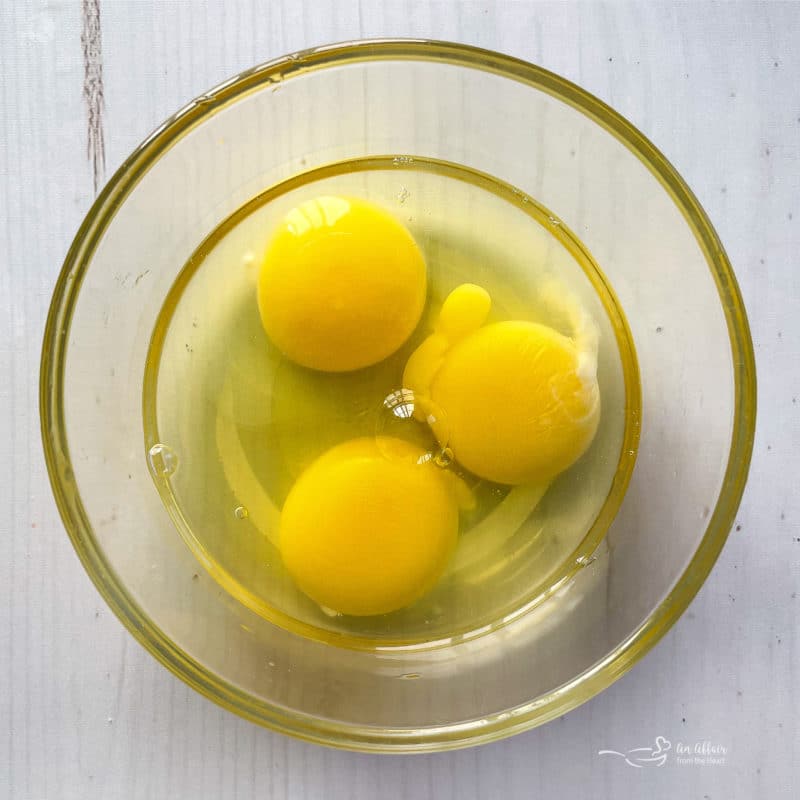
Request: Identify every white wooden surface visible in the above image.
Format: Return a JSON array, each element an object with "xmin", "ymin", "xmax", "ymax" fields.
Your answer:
[{"xmin": 1, "ymin": 2, "xmax": 798, "ymax": 798}]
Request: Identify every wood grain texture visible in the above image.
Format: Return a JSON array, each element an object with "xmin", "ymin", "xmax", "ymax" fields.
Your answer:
[
  {"xmin": 81, "ymin": 0, "xmax": 105, "ymax": 194},
  {"xmin": 0, "ymin": 2, "xmax": 797, "ymax": 798}
]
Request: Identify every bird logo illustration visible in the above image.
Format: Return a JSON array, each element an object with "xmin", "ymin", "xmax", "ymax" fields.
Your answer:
[{"xmin": 598, "ymin": 736, "xmax": 671, "ymax": 768}]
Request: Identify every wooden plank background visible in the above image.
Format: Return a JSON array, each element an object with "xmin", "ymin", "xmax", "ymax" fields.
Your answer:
[{"xmin": 1, "ymin": 2, "xmax": 797, "ymax": 798}]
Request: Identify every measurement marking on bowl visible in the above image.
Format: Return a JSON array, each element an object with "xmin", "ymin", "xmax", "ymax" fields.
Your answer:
[{"xmin": 147, "ymin": 443, "xmax": 178, "ymax": 478}]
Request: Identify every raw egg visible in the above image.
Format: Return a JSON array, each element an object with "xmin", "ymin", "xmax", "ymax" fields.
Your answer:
[
  {"xmin": 279, "ymin": 437, "xmax": 460, "ymax": 616},
  {"xmin": 403, "ymin": 284, "xmax": 601, "ymax": 485},
  {"xmin": 257, "ymin": 196, "xmax": 427, "ymax": 372}
]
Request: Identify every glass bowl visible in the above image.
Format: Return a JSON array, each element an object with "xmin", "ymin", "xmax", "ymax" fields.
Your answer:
[{"xmin": 41, "ymin": 40, "xmax": 755, "ymax": 751}]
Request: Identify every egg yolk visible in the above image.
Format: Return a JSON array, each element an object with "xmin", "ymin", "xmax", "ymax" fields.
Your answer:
[
  {"xmin": 279, "ymin": 437, "xmax": 460, "ymax": 616},
  {"xmin": 403, "ymin": 284, "xmax": 601, "ymax": 485},
  {"xmin": 257, "ymin": 196, "xmax": 427, "ymax": 372}
]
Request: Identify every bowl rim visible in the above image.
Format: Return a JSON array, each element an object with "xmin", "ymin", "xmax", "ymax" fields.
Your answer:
[{"xmin": 40, "ymin": 38, "xmax": 757, "ymax": 753}]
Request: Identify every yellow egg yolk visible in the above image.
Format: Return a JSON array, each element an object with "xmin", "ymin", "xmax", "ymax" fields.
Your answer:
[
  {"xmin": 279, "ymin": 437, "xmax": 460, "ymax": 616},
  {"xmin": 403, "ymin": 284, "xmax": 600, "ymax": 485},
  {"xmin": 258, "ymin": 196, "xmax": 427, "ymax": 372}
]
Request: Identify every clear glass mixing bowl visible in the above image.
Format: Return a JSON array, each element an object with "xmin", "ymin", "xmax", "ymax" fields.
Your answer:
[{"xmin": 41, "ymin": 40, "xmax": 755, "ymax": 751}]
